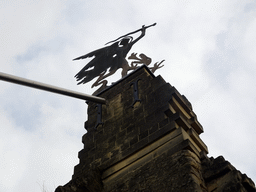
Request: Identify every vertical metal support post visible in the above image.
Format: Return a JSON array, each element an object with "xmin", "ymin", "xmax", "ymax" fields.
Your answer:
[
  {"xmin": 95, "ymin": 104, "xmax": 103, "ymax": 129},
  {"xmin": 130, "ymin": 78, "xmax": 141, "ymax": 107}
]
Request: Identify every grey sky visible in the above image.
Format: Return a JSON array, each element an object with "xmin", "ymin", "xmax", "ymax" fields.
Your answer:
[{"xmin": 1, "ymin": 1, "xmax": 256, "ymax": 191}]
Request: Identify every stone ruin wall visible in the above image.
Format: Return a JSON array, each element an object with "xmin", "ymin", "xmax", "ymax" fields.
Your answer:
[{"xmin": 55, "ymin": 66, "xmax": 256, "ymax": 192}]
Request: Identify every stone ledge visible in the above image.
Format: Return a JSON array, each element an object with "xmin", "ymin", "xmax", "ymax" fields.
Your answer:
[{"xmin": 101, "ymin": 126, "xmax": 205, "ymax": 182}]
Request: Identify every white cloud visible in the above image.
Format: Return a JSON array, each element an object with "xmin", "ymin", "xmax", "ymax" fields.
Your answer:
[
  {"xmin": 0, "ymin": 0, "xmax": 63, "ymax": 59},
  {"xmin": 0, "ymin": 107, "xmax": 31, "ymax": 191}
]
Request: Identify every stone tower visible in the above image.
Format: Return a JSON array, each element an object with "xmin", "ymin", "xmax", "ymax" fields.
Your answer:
[{"xmin": 56, "ymin": 65, "xmax": 256, "ymax": 192}]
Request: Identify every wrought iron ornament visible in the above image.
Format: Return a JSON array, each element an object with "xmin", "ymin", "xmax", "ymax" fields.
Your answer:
[{"xmin": 73, "ymin": 23, "xmax": 164, "ymax": 92}]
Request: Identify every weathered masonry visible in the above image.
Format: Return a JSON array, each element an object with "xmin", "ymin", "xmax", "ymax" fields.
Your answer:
[{"xmin": 56, "ymin": 65, "xmax": 256, "ymax": 192}]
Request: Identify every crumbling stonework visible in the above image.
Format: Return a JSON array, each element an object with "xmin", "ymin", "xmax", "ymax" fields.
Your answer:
[
  {"xmin": 201, "ymin": 155, "xmax": 256, "ymax": 192},
  {"xmin": 55, "ymin": 65, "xmax": 255, "ymax": 192},
  {"xmin": 55, "ymin": 167, "xmax": 102, "ymax": 192}
]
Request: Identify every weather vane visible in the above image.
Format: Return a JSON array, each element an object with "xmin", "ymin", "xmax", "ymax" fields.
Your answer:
[{"xmin": 73, "ymin": 23, "xmax": 164, "ymax": 92}]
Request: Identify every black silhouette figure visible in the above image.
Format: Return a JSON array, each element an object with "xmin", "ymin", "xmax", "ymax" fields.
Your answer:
[{"xmin": 73, "ymin": 23, "xmax": 156, "ymax": 89}]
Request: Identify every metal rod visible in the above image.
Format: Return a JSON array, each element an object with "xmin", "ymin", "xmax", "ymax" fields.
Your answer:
[{"xmin": 0, "ymin": 72, "xmax": 106, "ymax": 104}]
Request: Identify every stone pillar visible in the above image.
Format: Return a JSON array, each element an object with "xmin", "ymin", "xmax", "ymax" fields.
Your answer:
[{"xmin": 55, "ymin": 65, "xmax": 255, "ymax": 192}]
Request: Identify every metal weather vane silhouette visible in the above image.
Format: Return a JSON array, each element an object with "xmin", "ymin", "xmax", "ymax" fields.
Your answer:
[{"xmin": 73, "ymin": 23, "xmax": 164, "ymax": 92}]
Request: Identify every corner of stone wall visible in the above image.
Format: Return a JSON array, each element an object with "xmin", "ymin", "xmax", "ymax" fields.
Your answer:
[{"xmin": 201, "ymin": 155, "xmax": 256, "ymax": 191}]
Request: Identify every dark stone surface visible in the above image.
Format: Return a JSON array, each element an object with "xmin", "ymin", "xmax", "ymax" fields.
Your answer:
[
  {"xmin": 55, "ymin": 65, "xmax": 255, "ymax": 192},
  {"xmin": 201, "ymin": 156, "xmax": 256, "ymax": 192},
  {"xmin": 55, "ymin": 167, "xmax": 102, "ymax": 192},
  {"xmin": 104, "ymin": 150, "xmax": 207, "ymax": 192}
]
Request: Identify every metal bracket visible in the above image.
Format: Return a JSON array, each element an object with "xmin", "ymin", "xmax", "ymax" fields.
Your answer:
[
  {"xmin": 130, "ymin": 78, "xmax": 141, "ymax": 107},
  {"xmin": 95, "ymin": 104, "xmax": 103, "ymax": 129}
]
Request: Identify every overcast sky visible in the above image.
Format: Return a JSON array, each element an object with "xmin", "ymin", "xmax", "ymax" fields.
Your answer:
[{"xmin": 1, "ymin": 1, "xmax": 256, "ymax": 191}]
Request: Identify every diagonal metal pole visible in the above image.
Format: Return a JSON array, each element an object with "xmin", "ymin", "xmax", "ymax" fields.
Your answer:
[
  {"xmin": 105, "ymin": 23, "xmax": 156, "ymax": 45},
  {"xmin": 0, "ymin": 72, "xmax": 106, "ymax": 104}
]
